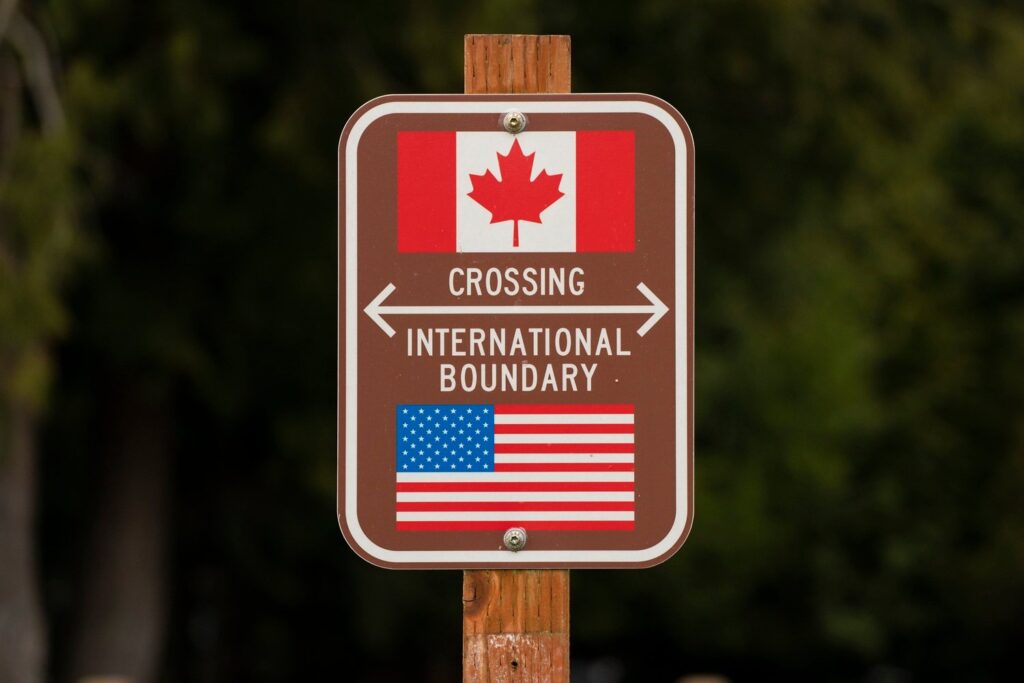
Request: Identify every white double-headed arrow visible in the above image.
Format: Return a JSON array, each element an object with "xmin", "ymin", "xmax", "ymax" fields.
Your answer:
[{"xmin": 364, "ymin": 282, "xmax": 669, "ymax": 338}]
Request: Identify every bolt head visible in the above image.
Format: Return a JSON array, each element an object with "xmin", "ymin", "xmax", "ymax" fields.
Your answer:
[
  {"xmin": 503, "ymin": 527, "xmax": 528, "ymax": 552},
  {"xmin": 502, "ymin": 110, "xmax": 527, "ymax": 134}
]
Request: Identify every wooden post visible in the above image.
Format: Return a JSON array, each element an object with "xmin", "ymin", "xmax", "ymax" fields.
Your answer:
[{"xmin": 462, "ymin": 34, "xmax": 572, "ymax": 683}]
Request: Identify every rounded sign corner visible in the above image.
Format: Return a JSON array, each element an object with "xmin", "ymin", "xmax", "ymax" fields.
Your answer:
[
  {"xmin": 638, "ymin": 503, "xmax": 695, "ymax": 569},
  {"xmin": 337, "ymin": 508, "xmax": 399, "ymax": 570}
]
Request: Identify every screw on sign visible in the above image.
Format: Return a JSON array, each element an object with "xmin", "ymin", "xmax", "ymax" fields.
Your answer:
[
  {"xmin": 502, "ymin": 109, "xmax": 526, "ymax": 134},
  {"xmin": 503, "ymin": 527, "xmax": 527, "ymax": 552}
]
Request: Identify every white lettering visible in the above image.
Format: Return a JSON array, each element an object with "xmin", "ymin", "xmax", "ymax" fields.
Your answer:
[
  {"xmin": 448, "ymin": 267, "xmax": 465, "ymax": 296},
  {"xmin": 439, "ymin": 364, "xmax": 456, "ymax": 392},
  {"xmin": 446, "ymin": 267, "xmax": 587, "ymax": 298}
]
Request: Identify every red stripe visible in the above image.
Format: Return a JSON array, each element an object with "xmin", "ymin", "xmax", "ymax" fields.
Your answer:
[
  {"xmin": 576, "ymin": 131, "xmax": 635, "ymax": 252},
  {"xmin": 494, "ymin": 404, "xmax": 633, "ymax": 414},
  {"xmin": 396, "ymin": 482, "xmax": 634, "ymax": 492},
  {"xmin": 397, "ymin": 132, "xmax": 455, "ymax": 252},
  {"xmin": 495, "ymin": 463, "xmax": 634, "ymax": 472},
  {"xmin": 396, "ymin": 502, "xmax": 634, "ymax": 512},
  {"xmin": 397, "ymin": 521, "xmax": 635, "ymax": 531},
  {"xmin": 494, "ymin": 423, "xmax": 634, "ymax": 434},
  {"xmin": 494, "ymin": 443, "xmax": 634, "ymax": 454}
]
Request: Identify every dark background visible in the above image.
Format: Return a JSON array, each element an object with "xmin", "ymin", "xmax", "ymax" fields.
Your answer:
[{"xmin": 2, "ymin": 1, "xmax": 1022, "ymax": 682}]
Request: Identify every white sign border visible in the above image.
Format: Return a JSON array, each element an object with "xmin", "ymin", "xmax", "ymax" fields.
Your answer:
[{"xmin": 340, "ymin": 96, "xmax": 692, "ymax": 566}]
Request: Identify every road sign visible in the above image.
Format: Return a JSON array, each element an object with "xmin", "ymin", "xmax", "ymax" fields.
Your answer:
[{"xmin": 338, "ymin": 94, "xmax": 694, "ymax": 569}]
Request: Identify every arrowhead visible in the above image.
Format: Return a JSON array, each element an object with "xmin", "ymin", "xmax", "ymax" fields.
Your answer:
[
  {"xmin": 636, "ymin": 282, "xmax": 669, "ymax": 337},
  {"xmin": 364, "ymin": 283, "xmax": 397, "ymax": 337}
]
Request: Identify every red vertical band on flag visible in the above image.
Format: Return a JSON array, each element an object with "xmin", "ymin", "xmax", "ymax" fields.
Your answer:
[
  {"xmin": 575, "ymin": 131, "xmax": 635, "ymax": 252},
  {"xmin": 397, "ymin": 132, "xmax": 456, "ymax": 252}
]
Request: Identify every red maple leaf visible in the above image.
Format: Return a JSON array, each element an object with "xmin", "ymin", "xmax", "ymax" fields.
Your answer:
[{"xmin": 467, "ymin": 139, "xmax": 564, "ymax": 248}]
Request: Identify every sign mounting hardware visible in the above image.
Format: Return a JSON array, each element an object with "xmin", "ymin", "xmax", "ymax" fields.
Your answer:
[{"xmin": 502, "ymin": 110, "xmax": 527, "ymax": 134}]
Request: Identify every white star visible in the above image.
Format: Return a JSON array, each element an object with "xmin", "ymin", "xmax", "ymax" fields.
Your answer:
[
  {"xmin": 402, "ymin": 464, "xmax": 408, "ymax": 469},
  {"xmin": 418, "ymin": 464, "xmax": 424, "ymax": 469}
]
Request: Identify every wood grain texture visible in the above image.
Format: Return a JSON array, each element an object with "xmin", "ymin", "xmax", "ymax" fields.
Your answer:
[
  {"xmin": 463, "ymin": 570, "xmax": 569, "ymax": 682},
  {"xmin": 464, "ymin": 35, "xmax": 570, "ymax": 94},
  {"xmin": 463, "ymin": 34, "xmax": 571, "ymax": 683}
]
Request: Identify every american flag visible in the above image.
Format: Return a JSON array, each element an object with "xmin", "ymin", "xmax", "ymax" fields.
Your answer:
[{"xmin": 395, "ymin": 404, "xmax": 635, "ymax": 531}]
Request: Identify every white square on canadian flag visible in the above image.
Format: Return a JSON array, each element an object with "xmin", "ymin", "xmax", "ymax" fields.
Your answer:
[
  {"xmin": 397, "ymin": 129, "xmax": 635, "ymax": 253},
  {"xmin": 455, "ymin": 132, "xmax": 576, "ymax": 252}
]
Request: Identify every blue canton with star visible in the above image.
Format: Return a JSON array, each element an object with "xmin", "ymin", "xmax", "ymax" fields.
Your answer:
[{"xmin": 396, "ymin": 405, "xmax": 496, "ymax": 473}]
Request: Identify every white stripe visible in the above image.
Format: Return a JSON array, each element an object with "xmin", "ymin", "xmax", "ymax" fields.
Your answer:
[
  {"xmin": 494, "ymin": 433, "xmax": 634, "ymax": 444},
  {"xmin": 397, "ymin": 511, "xmax": 635, "ymax": 522},
  {"xmin": 397, "ymin": 472, "xmax": 633, "ymax": 483},
  {"xmin": 397, "ymin": 491, "xmax": 635, "ymax": 502},
  {"xmin": 495, "ymin": 454, "xmax": 634, "ymax": 464},
  {"xmin": 495, "ymin": 414, "xmax": 633, "ymax": 425}
]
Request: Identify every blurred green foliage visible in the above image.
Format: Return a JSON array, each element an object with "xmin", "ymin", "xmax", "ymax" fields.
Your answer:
[
  {"xmin": 0, "ymin": 128, "xmax": 78, "ymax": 415},
  {"xmin": 20, "ymin": 0, "xmax": 1024, "ymax": 681}
]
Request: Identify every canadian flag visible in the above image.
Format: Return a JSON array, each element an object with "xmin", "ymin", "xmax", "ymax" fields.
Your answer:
[{"xmin": 397, "ymin": 131, "xmax": 634, "ymax": 252}]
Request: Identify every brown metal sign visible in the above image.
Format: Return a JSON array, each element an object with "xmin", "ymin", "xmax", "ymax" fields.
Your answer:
[{"xmin": 338, "ymin": 94, "xmax": 694, "ymax": 569}]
